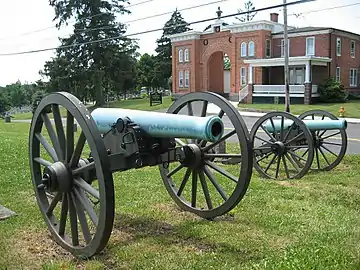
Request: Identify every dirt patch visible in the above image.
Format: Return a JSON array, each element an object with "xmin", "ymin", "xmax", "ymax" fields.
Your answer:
[{"xmin": 10, "ymin": 228, "xmax": 84, "ymax": 269}]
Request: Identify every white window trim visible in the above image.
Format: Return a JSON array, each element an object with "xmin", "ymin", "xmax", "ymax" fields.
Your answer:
[
  {"xmin": 179, "ymin": 49, "xmax": 183, "ymax": 62},
  {"xmin": 349, "ymin": 68, "xmax": 358, "ymax": 87},
  {"xmin": 240, "ymin": 67, "xmax": 247, "ymax": 85},
  {"xmin": 281, "ymin": 39, "xmax": 290, "ymax": 57},
  {"xmin": 184, "ymin": 49, "xmax": 189, "ymax": 62},
  {"xmin": 306, "ymin": 37, "xmax": 315, "ymax": 56},
  {"xmin": 179, "ymin": 70, "xmax": 184, "ymax": 87},
  {"xmin": 336, "ymin": 37, "xmax": 341, "ymax": 56},
  {"xmin": 350, "ymin": 40, "xmax": 356, "ymax": 58},
  {"xmin": 336, "ymin": 67, "xmax": 341, "ymax": 82},
  {"xmin": 248, "ymin": 41, "xmax": 255, "ymax": 56},
  {"xmin": 241, "ymin": 42, "xmax": 247, "ymax": 57},
  {"xmin": 265, "ymin": 39, "xmax": 271, "ymax": 57},
  {"xmin": 184, "ymin": 70, "xmax": 189, "ymax": 87}
]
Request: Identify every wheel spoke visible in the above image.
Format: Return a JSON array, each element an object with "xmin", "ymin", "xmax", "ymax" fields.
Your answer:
[
  {"xmin": 176, "ymin": 168, "xmax": 191, "ymax": 196},
  {"xmin": 74, "ymin": 177, "xmax": 100, "ymax": 200},
  {"xmin": 66, "ymin": 112, "xmax": 75, "ymax": 163},
  {"xmin": 42, "ymin": 113, "xmax": 63, "ymax": 160},
  {"xmin": 52, "ymin": 104, "xmax": 66, "ymax": 160},
  {"xmin": 260, "ymin": 124, "xmax": 277, "ymax": 142},
  {"xmin": 203, "ymin": 166, "xmax": 228, "ymax": 201},
  {"xmin": 205, "ymin": 160, "xmax": 238, "ymax": 183},
  {"xmin": 199, "ymin": 170, "xmax": 213, "ymax": 210},
  {"xmin": 71, "ymin": 192, "xmax": 91, "ymax": 244},
  {"xmin": 34, "ymin": 157, "xmax": 52, "ymax": 167},
  {"xmin": 74, "ymin": 188, "xmax": 98, "ymax": 226},
  {"xmin": 275, "ymin": 155, "xmax": 281, "ymax": 178},
  {"xmin": 167, "ymin": 164, "xmax": 184, "ymax": 178},
  {"xmin": 321, "ymin": 145, "xmax": 338, "ymax": 157},
  {"xmin": 46, "ymin": 192, "xmax": 62, "ymax": 215},
  {"xmin": 191, "ymin": 171, "xmax": 197, "ymax": 207},
  {"xmin": 72, "ymin": 162, "xmax": 95, "ymax": 176},
  {"xmin": 264, "ymin": 154, "xmax": 277, "ymax": 173},
  {"xmin": 318, "ymin": 147, "xmax": 331, "ymax": 166},
  {"xmin": 203, "ymin": 129, "xmax": 236, "ymax": 152},
  {"xmin": 35, "ymin": 132, "xmax": 58, "ymax": 162},
  {"xmin": 282, "ymin": 155, "xmax": 290, "ymax": 178},
  {"xmin": 285, "ymin": 152, "xmax": 300, "ymax": 172},
  {"xmin": 58, "ymin": 193, "xmax": 68, "ymax": 236},
  {"xmin": 67, "ymin": 194, "xmax": 79, "ymax": 246},
  {"xmin": 322, "ymin": 141, "xmax": 342, "ymax": 146},
  {"xmin": 70, "ymin": 132, "xmax": 86, "ymax": 168},
  {"xmin": 321, "ymin": 131, "xmax": 341, "ymax": 140}
]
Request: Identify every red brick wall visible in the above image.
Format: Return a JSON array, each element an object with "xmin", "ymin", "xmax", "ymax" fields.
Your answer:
[{"xmin": 329, "ymin": 31, "xmax": 360, "ymax": 92}]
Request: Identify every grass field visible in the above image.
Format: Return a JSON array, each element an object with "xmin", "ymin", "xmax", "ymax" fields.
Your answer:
[
  {"xmin": 238, "ymin": 100, "xmax": 360, "ymax": 119},
  {"xmin": 0, "ymin": 121, "xmax": 359, "ymax": 269},
  {"xmin": 11, "ymin": 96, "xmax": 173, "ymax": 120}
]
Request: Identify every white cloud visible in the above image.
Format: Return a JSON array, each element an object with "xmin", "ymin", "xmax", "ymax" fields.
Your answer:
[{"xmin": 0, "ymin": 0, "xmax": 358, "ymax": 86}]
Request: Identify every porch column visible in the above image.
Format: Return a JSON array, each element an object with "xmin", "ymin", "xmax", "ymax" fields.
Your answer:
[
  {"xmin": 247, "ymin": 65, "xmax": 253, "ymax": 104},
  {"xmin": 304, "ymin": 61, "xmax": 312, "ymax": 105},
  {"xmin": 248, "ymin": 65, "xmax": 253, "ymax": 84}
]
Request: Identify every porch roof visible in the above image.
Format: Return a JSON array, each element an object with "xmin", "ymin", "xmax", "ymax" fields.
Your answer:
[{"xmin": 244, "ymin": 56, "xmax": 332, "ymax": 67}]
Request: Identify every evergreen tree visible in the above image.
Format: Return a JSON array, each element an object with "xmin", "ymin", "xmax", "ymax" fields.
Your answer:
[
  {"xmin": 43, "ymin": 0, "xmax": 139, "ymax": 106},
  {"xmin": 154, "ymin": 9, "xmax": 192, "ymax": 88},
  {"xmin": 236, "ymin": 1, "xmax": 257, "ymax": 22}
]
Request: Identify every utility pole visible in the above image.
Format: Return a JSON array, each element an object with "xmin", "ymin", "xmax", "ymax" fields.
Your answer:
[{"xmin": 283, "ymin": 0, "xmax": 290, "ymax": 113}]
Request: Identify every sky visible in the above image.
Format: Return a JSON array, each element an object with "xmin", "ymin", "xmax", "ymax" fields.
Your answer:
[{"xmin": 0, "ymin": 0, "xmax": 359, "ymax": 86}]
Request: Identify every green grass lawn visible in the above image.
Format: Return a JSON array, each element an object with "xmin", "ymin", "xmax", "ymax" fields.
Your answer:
[
  {"xmin": 11, "ymin": 96, "xmax": 173, "ymax": 120},
  {"xmin": 0, "ymin": 122, "xmax": 359, "ymax": 269},
  {"xmin": 238, "ymin": 100, "xmax": 360, "ymax": 119}
]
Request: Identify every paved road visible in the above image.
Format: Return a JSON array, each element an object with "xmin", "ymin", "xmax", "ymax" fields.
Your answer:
[{"xmin": 12, "ymin": 103, "xmax": 360, "ymax": 154}]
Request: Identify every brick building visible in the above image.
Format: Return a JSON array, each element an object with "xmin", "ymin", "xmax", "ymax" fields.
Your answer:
[{"xmin": 169, "ymin": 10, "xmax": 360, "ymax": 104}]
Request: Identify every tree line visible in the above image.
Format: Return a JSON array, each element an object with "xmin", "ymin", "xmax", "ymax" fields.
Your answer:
[{"xmin": 0, "ymin": 0, "xmax": 257, "ymax": 113}]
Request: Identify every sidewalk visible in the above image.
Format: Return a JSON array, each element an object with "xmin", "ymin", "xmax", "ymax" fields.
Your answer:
[{"xmin": 207, "ymin": 102, "xmax": 360, "ymax": 124}]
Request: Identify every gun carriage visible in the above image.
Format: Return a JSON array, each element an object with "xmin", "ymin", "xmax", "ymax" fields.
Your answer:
[
  {"xmin": 250, "ymin": 110, "xmax": 348, "ymax": 180},
  {"xmin": 28, "ymin": 91, "xmax": 253, "ymax": 258}
]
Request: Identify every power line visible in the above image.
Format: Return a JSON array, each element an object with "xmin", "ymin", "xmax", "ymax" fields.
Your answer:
[
  {"xmin": 0, "ymin": 0, "xmax": 315, "ymax": 57},
  {"xmin": 74, "ymin": 0, "xmax": 234, "ymax": 34},
  {"xmin": 288, "ymin": 2, "xmax": 360, "ymax": 17},
  {"xmin": 0, "ymin": 0, "xmax": 155, "ymax": 41}
]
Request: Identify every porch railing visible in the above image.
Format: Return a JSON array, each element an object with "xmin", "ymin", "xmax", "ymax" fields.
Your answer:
[
  {"xmin": 253, "ymin": 85, "xmax": 319, "ymax": 97},
  {"xmin": 238, "ymin": 84, "xmax": 249, "ymax": 102}
]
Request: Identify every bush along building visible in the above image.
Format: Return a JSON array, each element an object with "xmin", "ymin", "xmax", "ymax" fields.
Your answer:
[{"xmin": 169, "ymin": 9, "xmax": 360, "ymax": 104}]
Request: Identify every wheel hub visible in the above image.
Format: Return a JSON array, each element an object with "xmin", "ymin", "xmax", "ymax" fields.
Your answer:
[
  {"xmin": 181, "ymin": 144, "xmax": 202, "ymax": 168},
  {"xmin": 271, "ymin": 141, "xmax": 286, "ymax": 155},
  {"xmin": 40, "ymin": 161, "xmax": 73, "ymax": 193}
]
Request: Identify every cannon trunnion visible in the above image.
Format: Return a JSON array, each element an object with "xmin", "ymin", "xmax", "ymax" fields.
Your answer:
[{"xmin": 28, "ymin": 91, "xmax": 253, "ymax": 259}]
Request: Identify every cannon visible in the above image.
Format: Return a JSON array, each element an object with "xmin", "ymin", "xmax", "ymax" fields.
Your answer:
[
  {"xmin": 249, "ymin": 110, "xmax": 348, "ymax": 180},
  {"xmin": 28, "ymin": 91, "xmax": 253, "ymax": 258}
]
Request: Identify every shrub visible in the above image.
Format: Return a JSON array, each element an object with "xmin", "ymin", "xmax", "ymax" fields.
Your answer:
[{"xmin": 318, "ymin": 77, "xmax": 347, "ymax": 103}]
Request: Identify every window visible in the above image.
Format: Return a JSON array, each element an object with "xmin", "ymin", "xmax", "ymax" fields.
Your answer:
[
  {"xmin": 240, "ymin": 67, "xmax": 247, "ymax": 85},
  {"xmin": 184, "ymin": 49, "xmax": 189, "ymax": 62},
  {"xmin": 179, "ymin": 49, "xmax": 183, "ymax": 62},
  {"xmin": 281, "ymin": 39, "xmax": 290, "ymax": 57},
  {"xmin": 185, "ymin": 70, "xmax": 189, "ymax": 87},
  {"xmin": 179, "ymin": 70, "xmax": 183, "ymax": 87},
  {"xmin": 248, "ymin": 41, "xmax": 255, "ymax": 56},
  {"xmin": 351, "ymin": 40, "xmax": 356, "ymax": 58},
  {"xmin": 336, "ymin": 37, "xmax": 341, "ymax": 56},
  {"xmin": 350, "ymin": 68, "xmax": 358, "ymax": 87},
  {"xmin": 241, "ymin": 42, "xmax": 247, "ymax": 57},
  {"xmin": 306, "ymin": 37, "xmax": 315, "ymax": 56},
  {"xmin": 336, "ymin": 67, "xmax": 341, "ymax": 82},
  {"xmin": 265, "ymin": 39, "xmax": 271, "ymax": 57}
]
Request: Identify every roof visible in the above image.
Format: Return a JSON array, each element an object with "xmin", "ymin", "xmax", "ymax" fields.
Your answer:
[{"xmin": 273, "ymin": 26, "xmax": 360, "ymax": 37}]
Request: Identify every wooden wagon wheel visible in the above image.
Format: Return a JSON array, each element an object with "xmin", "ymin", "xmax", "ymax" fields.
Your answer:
[
  {"xmin": 29, "ymin": 92, "xmax": 114, "ymax": 258},
  {"xmin": 159, "ymin": 91, "xmax": 253, "ymax": 219},
  {"xmin": 298, "ymin": 110, "xmax": 348, "ymax": 171},
  {"xmin": 250, "ymin": 111, "xmax": 314, "ymax": 180}
]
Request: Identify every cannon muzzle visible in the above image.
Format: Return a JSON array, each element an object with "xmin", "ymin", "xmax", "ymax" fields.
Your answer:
[
  {"xmin": 91, "ymin": 108, "xmax": 224, "ymax": 142},
  {"xmin": 265, "ymin": 118, "xmax": 347, "ymax": 133}
]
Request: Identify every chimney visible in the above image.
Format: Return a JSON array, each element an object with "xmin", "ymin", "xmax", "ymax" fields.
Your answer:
[{"xmin": 270, "ymin": 13, "xmax": 279, "ymax": 23}]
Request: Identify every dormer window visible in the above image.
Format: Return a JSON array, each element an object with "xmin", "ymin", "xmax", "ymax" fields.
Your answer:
[
  {"xmin": 179, "ymin": 49, "xmax": 183, "ymax": 62},
  {"xmin": 184, "ymin": 49, "xmax": 189, "ymax": 62},
  {"xmin": 248, "ymin": 41, "xmax": 255, "ymax": 56},
  {"xmin": 241, "ymin": 42, "xmax": 247, "ymax": 57}
]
